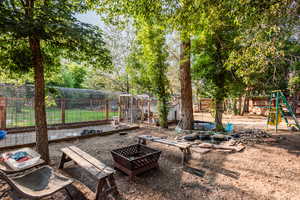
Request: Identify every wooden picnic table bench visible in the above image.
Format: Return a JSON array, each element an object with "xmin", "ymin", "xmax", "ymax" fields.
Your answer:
[
  {"xmin": 59, "ymin": 146, "xmax": 119, "ymax": 200},
  {"xmin": 137, "ymin": 135, "xmax": 192, "ymax": 165}
]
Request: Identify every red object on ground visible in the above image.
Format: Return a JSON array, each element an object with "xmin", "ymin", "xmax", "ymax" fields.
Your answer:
[{"xmin": 17, "ymin": 157, "xmax": 30, "ymax": 162}]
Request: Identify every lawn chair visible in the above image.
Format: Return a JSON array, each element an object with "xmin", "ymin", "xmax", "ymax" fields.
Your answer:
[{"xmin": 0, "ymin": 165, "xmax": 73, "ymax": 199}]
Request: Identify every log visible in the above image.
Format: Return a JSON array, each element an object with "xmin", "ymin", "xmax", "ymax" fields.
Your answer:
[{"xmin": 198, "ymin": 143, "xmax": 245, "ymax": 152}]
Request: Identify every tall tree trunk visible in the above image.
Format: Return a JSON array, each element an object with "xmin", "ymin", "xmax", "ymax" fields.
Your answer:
[
  {"xmin": 126, "ymin": 74, "xmax": 130, "ymax": 93},
  {"xmin": 179, "ymin": 38, "xmax": 194, "ymax": 130},
  {"xmin": 240, "ymin": 95, "xmax": 248, "ymax": 116},
  {"xmin": 215, "ymin": 97, "xmax": 224, "ymax": 130},
  {"xmin": 291, "ymin": 92, "xmax": 298, "ymax": 114},
  {"xmin": 29, "ymin": 37, "xmax": 50, "ymax": 163},
  {"xmin": 158, "ymin": 96, "xmax": 169, "ymax": 129},
  {"xmin": 238, "ymin": 95, "xmax": 242, "ymax": 115},
  {"xmin": 233, "ymin": 98, "xmax": 238, "ymax": 115},
  {"xmin": 215, "ymin": 72, "xmax": 225, "ymax": 131}
]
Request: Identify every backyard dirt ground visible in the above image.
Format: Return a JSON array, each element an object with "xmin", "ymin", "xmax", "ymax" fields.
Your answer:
[{"xmin": 2, "ymin": 113, "xmax": 300, "ymax": 200}]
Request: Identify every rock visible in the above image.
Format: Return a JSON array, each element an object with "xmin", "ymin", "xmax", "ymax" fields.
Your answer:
[
  {"xmin": 232, "ymin": 129, "xmax": 273, "ymax": 145},
  {"xmin": 211, "ymin": 134, "xmax": 226, "ymax": 141},
  {"xmin": 80, "ymin": 129, "xmax": 102, "ymax": 136},
  {"xmin": 198, "ymin": 134, "xmax": 211, "ymax": 140},
  {"xmin": 231, "ymin": 133, "xmax": 240, "ymax": 138},
  {"xmin": 184, "ymin": 134, "xmax": 198, "ymax": 141},
  {"xmin": 181, "ymin": 130, "xmax": 193, "ymax": 134},
  {"xmin": 183, "ymin": 132, "xmax": 199, "ymax": 141},
  {"xmin": 199, "ymin": 143, "xmax": 214, "ymax": 148}
]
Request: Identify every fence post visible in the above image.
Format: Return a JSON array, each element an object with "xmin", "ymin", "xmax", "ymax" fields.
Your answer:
[
  {"xmin": 118, "ymin": 96, "xmax": 123, "ymax": 122},
  {"xmin": 148, "ymin": 100, "xmax": 151, "ymax": 124},
  {"xmin": 199, "ymin": 99, "xmax": 202, "ymax": 111},
  {"xmin": 105, "ymin": 100, "xmax": 109, "ymax": 120},
  {"xmin": 61, "ymin": 99, "xmax": 65, "ymax": 124},
  {"xmin": 0, "ymin": 97, "xmax": 6, "ymax": 129}
]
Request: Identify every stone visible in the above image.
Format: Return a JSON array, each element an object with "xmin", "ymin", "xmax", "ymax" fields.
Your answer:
[{"xmin": 184, "ymin": 134, "xmax": 198, "ymax": 141}]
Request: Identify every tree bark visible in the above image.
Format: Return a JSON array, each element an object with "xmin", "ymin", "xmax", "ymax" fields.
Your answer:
[
  {"xmin": 179, "ymin": 38, "xmax": 194, "ymax": 130},
  {"xmin": 29, "ymin": 37, "xmax": 50, "ymax": 163},
  {"xmin": 214, "ymin": 72, "xmax": 225, "ymax": 131},
  {"xmin": 158, "ymin": 97, "xmax": 168, "ymax": 128},
  {"xmin": 215, "ymin": 97, "xmax": 224, "ymax": 130},
  {"xmin": 238, "ymin": 95, "xmax": 242, "ymax": 115},
  {"xmin": 240, "ymin": 95, "xmax": 248, "ymax": 116},
  {"xmin": 291, "ymin": 92, "xmax": 298, "ymax": 114},
  {"xmin": 233, "ymin": 98, "xmax": 238, "ymax": 115}
]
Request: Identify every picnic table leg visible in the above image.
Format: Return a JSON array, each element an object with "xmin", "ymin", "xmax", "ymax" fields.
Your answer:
[
  {"xmin": 107, "ymin": 175, "xmax": 119, "ymax": 196},
  {"xmin": 0, "ymin": 188, "xmax": 9, "ymax": 199},
  {"xmin": 96, "ymin": 179, "xmax": 107, "ymax": 200},
  {"xmin": 138, "ymin": 138, "xmax": 147, "ymax": 145},
  {"xmin": 181, "ymin": 148, "xmax": 191, "ymax": 165},
  {"xmin": 64, "ymin": 187, "xmax": 73, "ymax": 200},
  {"xmin": 181, "ymin": 148, "xmax": 186, "ymax": 165},
  {"xmin": 186, "ymin": 148, "xmax": 191, "ymax": 164},
  {"xmin": 59, "ymin": 153, "xmax": 67, "ymax": 169}
]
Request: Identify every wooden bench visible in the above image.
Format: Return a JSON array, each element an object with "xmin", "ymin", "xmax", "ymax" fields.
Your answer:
[
  {"xmin": 137, "ymin": 135, "xmax": 192, "ymax": 165},
  {"xmin": 59, "ymin": 146, "xmax": 119, "ymax": 200}
]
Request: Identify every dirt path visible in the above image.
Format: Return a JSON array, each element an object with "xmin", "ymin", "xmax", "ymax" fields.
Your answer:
[{"xmin": 2, "ymin": 114, "xmax": 300, "ymax": 200}]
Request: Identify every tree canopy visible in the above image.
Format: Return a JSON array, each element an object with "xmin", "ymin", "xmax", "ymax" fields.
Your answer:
[{"xmin": 0, "ymin": 0, "xmax": 112, "ymax": 161}]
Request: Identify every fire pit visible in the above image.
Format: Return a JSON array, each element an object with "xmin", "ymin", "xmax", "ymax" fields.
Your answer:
[{"xmin": 111, "ymin": 144, "xmax": 161, "ymax": 179}]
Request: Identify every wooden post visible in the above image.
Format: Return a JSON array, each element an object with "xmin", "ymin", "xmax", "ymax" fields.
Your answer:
[
  {"xmin": 199, "ymin": 99, "xmax": 202, "ymax": 111},
  {"xmin": 141, "ymin": 100, "xmax": 144, "ymax": 121},
  {"xmin": 118, "ymin": 96, "xmax": 122, "ymax": 122},
  {"xmin": 105, "ymin": 100, "xmax": 109, "ymax": 120},
  {"xmin": 61, "ymin": 99, "xmax": 65, "ymax": 124},
  {"xmin": 90, "ymin": 99, "xmax": 92, "ymax": 110},
  {"xmin": 148, "ymin": 100, "xmax": 151, "ymax": 124},
  {"xmin": 0, "ymin": 97, "xmax": 6, "ymax": 129}
]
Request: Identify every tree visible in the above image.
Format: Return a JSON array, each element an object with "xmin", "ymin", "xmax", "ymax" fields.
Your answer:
[
  {"xmin": 83, "ymin": 21, "xmax": 135, "ymax": 92},
  {"xmin": 136, "ymin": 21, "xmax": 170, "ymax": 128},
  {"xmin": 191, "ymin": 0, "xmax": 240, "ymax": 130},
  {"xmin": 180, "ymin": 33, "xmax": 194, "ymax": 129},
  {"xmin": 225, "ymin": 0, "xmax": 299, "ymax": 120},
  {"xmin": 48, "ymin": 63, "xmax": 87, "ymax": 88},
  {"xmin": 92, "ymin": 0, "xmax": 201, "ymax": 129},
  {"xmin": 192, "ymin": 0, "xmax": 298, "ymax": 130},
  {"xmin": 92, "ymin": 0, "xmax": 171, "ymax": 128},
  {"xmin": 126, "ymin": 43, "xmax": 153, "ymax": 94},
  {"xmin": 0, "ymin": 0, "xmax": 111, "ymax": 162}
]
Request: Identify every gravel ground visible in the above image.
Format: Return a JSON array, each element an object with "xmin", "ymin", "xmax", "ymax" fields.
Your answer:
[{"xmin": 2, "ymin": 113, "xmax": 300, "ymax": 200}]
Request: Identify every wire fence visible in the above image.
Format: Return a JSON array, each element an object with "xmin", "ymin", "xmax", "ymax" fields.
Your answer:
[{"xmin": 0, "ymin": 97, "xmax": 119, "ymax": 129}]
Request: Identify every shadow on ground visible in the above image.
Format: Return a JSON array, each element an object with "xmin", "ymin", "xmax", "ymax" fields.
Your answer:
[{"xmin": 46, "ymin": 126, "xmax": 298, "ymax": 200}]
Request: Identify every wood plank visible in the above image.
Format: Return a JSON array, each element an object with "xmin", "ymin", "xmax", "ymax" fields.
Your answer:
[
  {"xmin": 191, "ymin": 148, "xmax": 211, "ymax": 154},
  {"xmin": 153, "ymin": 139, "xmax": 191, "ymax": 149},
  {"xmin": 61, "ymin": 147, "xmax": 109, "ymax": 179},
  {"xmin": 198, "ymin": 143, "xmax": 245, "ymax": 152},
  {"xmin": 137, "ymin": 135, "xmax": 161, "ymax": 141},
  {"xmin": 68, "ymin": 146, "xmax": 115, "ymax": 174},
  {"xmin": 137, "ymin": 135, "xmax": 190, "ymax": 149}
]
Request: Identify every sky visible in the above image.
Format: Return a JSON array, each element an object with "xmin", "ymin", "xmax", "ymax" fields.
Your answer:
[{"xmin": 75, "ymin": 11, "xmax": 105, "ymax": 27}]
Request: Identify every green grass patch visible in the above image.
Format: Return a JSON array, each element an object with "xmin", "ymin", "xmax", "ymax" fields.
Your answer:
[{"xmin": 6, "ymin": 107, "xmax": 118, "ymax": 128}]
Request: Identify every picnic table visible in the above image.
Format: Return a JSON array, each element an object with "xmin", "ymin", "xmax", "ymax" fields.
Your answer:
[
  {"xmin": 59, "ymin": 146, "xmax": 119, "ymax": 200},
  {"xmin": 137, "ymin": 135, "xmax": 192, "ymax": 165}
]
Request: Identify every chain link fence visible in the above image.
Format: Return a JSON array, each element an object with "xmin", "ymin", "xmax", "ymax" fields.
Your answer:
[
  {"xmin": 1, "ymin": 97, "xmax": 119, "ymax": 129},
  {"xmin": 0, "ymin": 84, "xmax": 120, "ymax": 129}
]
